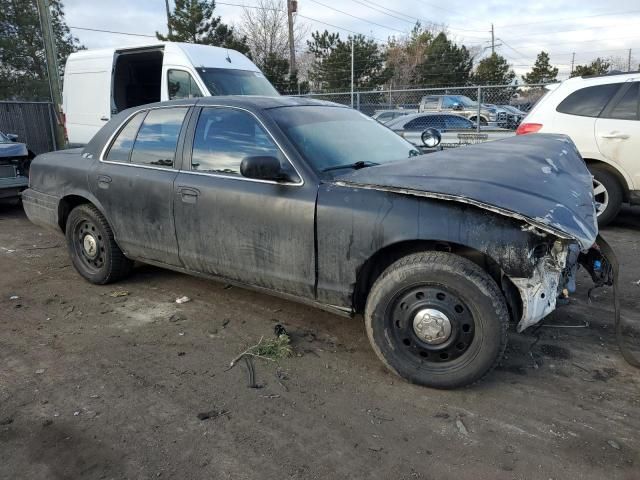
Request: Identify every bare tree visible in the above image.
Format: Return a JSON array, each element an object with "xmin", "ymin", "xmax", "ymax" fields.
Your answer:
[{"xmin": 239, "ymin": 0, "xmax": 307, "ymax": 70}]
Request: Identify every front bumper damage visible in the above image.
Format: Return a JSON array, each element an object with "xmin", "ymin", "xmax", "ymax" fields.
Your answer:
[
  {"xmin": 511, "ymin": 237, "xmax": 615, "ymax": 332},
  {"xmin": 511, "ymin": 241, "xmax": 569, "ymax": 332}
]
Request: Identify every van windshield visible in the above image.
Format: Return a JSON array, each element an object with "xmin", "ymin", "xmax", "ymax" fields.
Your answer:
[{"xmin": 196, "ymin": 68, "xmax": 279, "ymax": 96}]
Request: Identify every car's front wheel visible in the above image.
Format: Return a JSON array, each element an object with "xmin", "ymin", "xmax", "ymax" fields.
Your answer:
[
  {"xmin": 65, "ymin": 204, "xmax": 133, "ymax": 284},
  {"xmin": 365, "ymin": 252, "xmax": 509, "ymax": 389}
]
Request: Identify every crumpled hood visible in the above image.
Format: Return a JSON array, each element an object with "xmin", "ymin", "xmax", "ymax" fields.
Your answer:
[
  {"xmin": 0, "ymin": 142, "xmax": 28, "ymax": 158},
  {"xmin": 333, "ymin": 134, "xmax": 598, "ymax": 250}
]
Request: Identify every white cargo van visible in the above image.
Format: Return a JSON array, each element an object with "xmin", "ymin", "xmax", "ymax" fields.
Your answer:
[{"xmin": 63, "ymin": 42, "xmax": 278, "ymax": 145}]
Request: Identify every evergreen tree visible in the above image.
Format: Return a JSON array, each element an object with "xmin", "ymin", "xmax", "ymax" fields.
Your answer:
[
  {"xmin": 523, "ymin": 51, "xmax": 558, "ymax": 84},
  {"xmin": 0, "ymin": 0, "xmax": 81, "ymax": 100},
  {"xmin": 414, "ymin": 33, "xmax": 473, "ymax": 86},
  {"xmin": 570, "ymin": 57, "xmax": 610, "ymax": 78},
  {"xmin": 157, "ymin": 0, "xmax": 250, "ymax": 56},
  {"xmin": 307, "ymin": 31, "xmax": 389, "ymax": 91},
  {"xmin": 472, "ymin": 53, "xmax": 515, "ymax": 85}
]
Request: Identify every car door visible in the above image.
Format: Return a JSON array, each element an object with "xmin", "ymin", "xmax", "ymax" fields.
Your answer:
[
  {"xmin": 554, "ymin": 82, "xmax": 622, "ymax": 160},
  {"xmin": 92, "ymin": 106, "xmax": 190, "ymax": 265},
  {"xmin": 173, "ymin": 106, "xmax": 316, "ymax": 298},
  {"xmin": 595, "ymin": 80, "xmax": 640, "ymax": 189}
]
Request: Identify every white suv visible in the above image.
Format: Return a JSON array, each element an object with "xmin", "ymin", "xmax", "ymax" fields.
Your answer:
[{"xmin": 517, "ymin": 72, "xmax": 640, "ymax": 225}]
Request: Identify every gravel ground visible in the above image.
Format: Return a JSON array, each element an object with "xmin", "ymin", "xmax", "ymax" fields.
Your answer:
[{"xmin": 1, "ymin": 201, "xmax": 639, "ymax": 480}]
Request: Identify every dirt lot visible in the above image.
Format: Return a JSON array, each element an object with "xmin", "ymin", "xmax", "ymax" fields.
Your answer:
[{"xmin": 1, "ymin": 201, "xmax": 639, "ymax": 480}]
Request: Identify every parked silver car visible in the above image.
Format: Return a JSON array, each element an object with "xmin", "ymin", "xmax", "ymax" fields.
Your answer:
[{"xmin": 386, "ymin": 112, "xmax": 514, "ymax": 149}]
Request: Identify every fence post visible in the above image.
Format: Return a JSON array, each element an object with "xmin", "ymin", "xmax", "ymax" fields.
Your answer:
[
  {"xmin": 477, "ymin": 86, "xmax": 482, "ymax": 134},
  {"xmin": 47, "ymin": 102, "xmax": 57, "ymax": 151},
  {"xmin": 356, "ymin": 92, "xmax": 360, "ymax": 111}
]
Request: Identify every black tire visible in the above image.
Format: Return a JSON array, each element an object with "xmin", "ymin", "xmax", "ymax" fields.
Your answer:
[
  {"xmin": 589, "ymin": 165, "xmax": 623, "ymax": 227},
  {"xmin": 365, "ymin": 252, "xmax": 509, "ymax": 389},
  {"xmin": 65, "ymin": 204, "xmax": 133, "ymax": 284}
]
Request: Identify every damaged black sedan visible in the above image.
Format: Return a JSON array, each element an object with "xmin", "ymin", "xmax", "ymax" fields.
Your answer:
[{"xmin": 22, "ymin": 97, "xmax": 611, "ymax": 388}]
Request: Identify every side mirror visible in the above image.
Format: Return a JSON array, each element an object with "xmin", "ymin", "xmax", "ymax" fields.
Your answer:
[
  {"xmin": 6, "ymin": 133, "xmax": 18, "ymax": 142},
  {"xmin": 452, "ymin": 103, "xmax": 463, "ymax": 111},
  {"xmin": 421, "ymin": 128, "xmax": 442, "ymax": 148},
  {"xmin": 240, "ymin": 155, "xmax": 289, "ymax": 182}
]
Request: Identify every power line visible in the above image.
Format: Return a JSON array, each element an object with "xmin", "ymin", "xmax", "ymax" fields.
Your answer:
[
  {"xmin": 496, "ymin": 9, "xmax": 640, "ymax": 30},
  {"xmin": 305, "ymin": 0, "xmax": 407, "ymax": 34},
  {"xmin": 70, "ymin": 26, "xmax": 156, "ymax": 38}
]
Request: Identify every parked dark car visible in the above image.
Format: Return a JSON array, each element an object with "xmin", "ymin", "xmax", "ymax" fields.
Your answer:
[
  {"xmin": 0, "ymin": 131, "xmax": 31, "ymax": 199},
  {"xmin": 23, "ymin": 96, "xmax": 612, "ymax": 389}
]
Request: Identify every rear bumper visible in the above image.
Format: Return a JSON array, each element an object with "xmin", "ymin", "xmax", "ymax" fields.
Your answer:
[
  {"xmin": 21, "ymin": 188, "xmax": 61, "ymax": 231},
  {"xmin": 630, "ymin": 190, "xmax": 640, "ymax": 206}
]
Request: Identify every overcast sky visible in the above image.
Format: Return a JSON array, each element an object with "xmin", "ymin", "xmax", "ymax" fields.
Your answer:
[{"xmin": 63, "ymin": 0, "xmax": 640, "ymax": 80}]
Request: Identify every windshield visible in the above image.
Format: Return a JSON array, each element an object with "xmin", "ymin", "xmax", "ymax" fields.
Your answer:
[
  {"xmin": 197, "ymin": 68, "xmax": 279, "ymax": 96},
  {"xmin": 0, "ymin": 132, "xmax": 10, "ymax": 143},
  {"xmin": 449, "ymin": 95, "xmax": 477, "ymax": 108},
  {"xmin": 269, "ymin": 106, "xmax": 420, "ymax": 173}
]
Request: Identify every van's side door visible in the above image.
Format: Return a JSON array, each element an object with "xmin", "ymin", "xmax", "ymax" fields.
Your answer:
[
  {"xmin": 91, "ymin": 106, "xmax": 191, "ymax": 265},
  {"xmin": 173, "ymin": 106, "xmax": 317, "ymax": 298}
]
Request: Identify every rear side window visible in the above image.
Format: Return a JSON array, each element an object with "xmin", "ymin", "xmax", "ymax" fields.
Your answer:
[
  {"xmin": 445, "ymin": 115, "xmax": 473, "ymax": 129},
  {"xmin": 130, "ymin": 107, "xmax": 189, "ymax": 167},
  {"xmin": 191, "ymin": 107, "xmax": 283, "ymax": 176},
  {"xmin": 556, "ymin": 83, "xmax": 620, "ymax": 117},
  {"xmin": 168, "ymin": 70, "xmax": 203, "ymax": 100},
  {"xmin": 603, "ymin": 82, "xmax": 639, "ymax": 120},
  {"xmin": 422, "ymin": 96, "xmax": 439, "ymax": 109},
  {"xmin": 406, "ymin": 116, "xmax": 444, "ymax": 130},
  {"xmin": 106, "ymin": 111, "xmax": 146, "ymax": 162}
]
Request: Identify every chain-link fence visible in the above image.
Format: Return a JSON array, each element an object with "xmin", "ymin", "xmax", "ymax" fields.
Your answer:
[
  {"xmin": 295, "ymin": 84, "xmax": 552, "ymax": 148},
  {"xmin": 0, "ymin": 101, "xmax": 58, "ymax": 154}
]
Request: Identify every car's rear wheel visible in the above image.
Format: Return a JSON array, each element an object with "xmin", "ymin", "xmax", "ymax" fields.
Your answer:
[
  {"xmin": 65, "ymin": 204, "xmax": 133, "ymax": 284},
  {"xmin": 469, "ymin": 116, "xmax": 488, "ymax": 126},
  {"xmin": 590, "ymin": 165, "xmax": 623, "ymax": 227},
  {"xmin": 365, "ymin": 252, "xmax": 509, "ymax": 389}
]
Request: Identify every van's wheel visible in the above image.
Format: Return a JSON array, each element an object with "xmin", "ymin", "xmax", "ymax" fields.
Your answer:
[
  {"xmin": 65, "ymin": 204, "xmax": 133, "ymax": 284},
  {"xmin": 590, "ymin": 165, "xmax": 623, "ymax": 227},
  {"xmin": 365, "ymin": 252, "xmax": 509, "ymax": 389}
]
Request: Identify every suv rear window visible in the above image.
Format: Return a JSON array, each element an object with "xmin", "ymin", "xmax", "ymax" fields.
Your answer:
[{"xmin": 556, "ymin": 83, "xmax": 621, "ymax": 117}]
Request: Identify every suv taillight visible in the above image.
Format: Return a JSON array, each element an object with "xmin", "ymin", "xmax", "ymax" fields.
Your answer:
[{"xmin": 515, "ymin": 122, "xmax": 542, "ymax": 135}]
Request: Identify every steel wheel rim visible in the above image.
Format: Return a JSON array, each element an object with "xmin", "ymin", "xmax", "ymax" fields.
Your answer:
[
  {"xmin": 593, "ymin": 179, "xmax": 609, "ymax": 216},
  {"xmin": 74, "ymin": 220, "xmax": 105, "ymax": 272},
  {"xmin": 387, "ymin": 284, "xmax": 476, "ymax": 363}
]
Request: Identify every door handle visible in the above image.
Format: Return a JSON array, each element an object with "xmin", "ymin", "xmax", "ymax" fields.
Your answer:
[
  {"xmin": 177, "ymin": 186, "xmax": 200, "ymax": 204},
  {"xmin": 100, "ymin": 115, "xmax": 109, "ymax": 122},
  {"xmin": 97, "ymin": 175, "xmax": 112, "ymax": 189},
  {"xmin": 600, "ymin": 132, "xmax": 629, "ymax": 139}
]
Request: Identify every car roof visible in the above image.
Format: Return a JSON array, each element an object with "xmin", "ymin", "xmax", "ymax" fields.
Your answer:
[{"xmin": 83, "ymin": 96, "xmax": 349, "ymax": 157}]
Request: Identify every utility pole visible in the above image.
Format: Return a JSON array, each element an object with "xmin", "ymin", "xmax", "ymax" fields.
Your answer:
[
  {"xmin": 287, "ymin": 0, "xmax": 297, "ymax": 77},
  {"xmin": 570, "ymin": 52, "xmax": 575, "ymax": 75},
  {"xmin": 164, "ymin": 0, "xmax": 172, "ymax": 37},
  {"xmin": 491, "ymin": 23, "xmax": 494, "ymax": 54},
  {"xmin": 628, "ymin": 49, "xmax": 632, "ymax": 72},
  {"xmin": 36, "ymin": 0, "xmax": 65, "ymax": 149},
  {"xmin": 350, "ymin": 37, "xmax": 354, "ymax": 108}
]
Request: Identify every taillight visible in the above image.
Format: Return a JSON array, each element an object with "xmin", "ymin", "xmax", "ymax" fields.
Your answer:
[{"xmin": 516, "ymin": 122, "xmax": 543, "ymax": 135}]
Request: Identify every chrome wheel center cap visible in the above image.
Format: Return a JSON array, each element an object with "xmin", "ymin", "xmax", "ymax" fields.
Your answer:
[
  {"xmin": 413, "ymin": 308, "xmax": 452, "ymax": 345},
  {"xmin": 83, "ymin": 234, "xmax": 98, "ymax": 258}
]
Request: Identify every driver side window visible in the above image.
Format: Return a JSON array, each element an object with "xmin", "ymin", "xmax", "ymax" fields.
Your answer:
[{"xmin": 191, "ymin": 107, "xmax": 285, "ymax": 176}]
